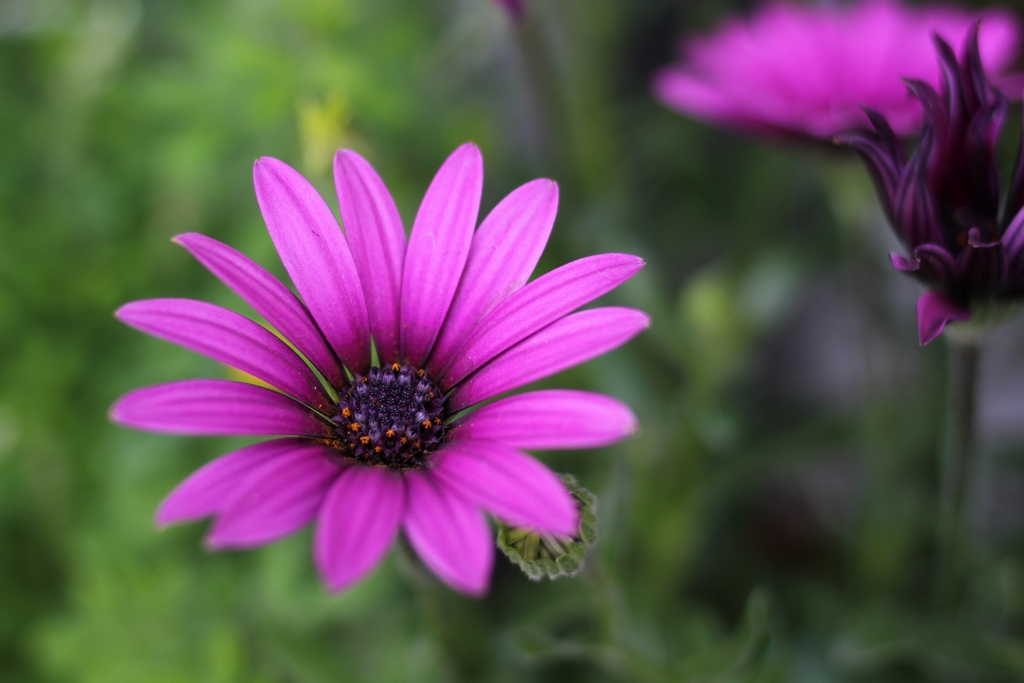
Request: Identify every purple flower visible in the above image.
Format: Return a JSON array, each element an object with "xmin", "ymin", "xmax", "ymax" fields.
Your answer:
[
  {"xmin": 493, "ymin": 0, "xmax": 525, "ymax": 22},
  {"xmin": 842, "ymin": 26, "xmax": 1024, "ymax": 344},
  {"xmin": 652, "ymin": 0, "xmax": 1018, "ymax": 140},
  {"xmin": 110, "ymin": 144, "xmax": 647, "ymax": 596}
]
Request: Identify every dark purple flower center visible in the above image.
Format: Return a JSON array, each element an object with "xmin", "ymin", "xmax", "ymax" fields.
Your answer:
[{"xmin": 328, "ymin": 363, "xmax": 446, "ymax": 470}]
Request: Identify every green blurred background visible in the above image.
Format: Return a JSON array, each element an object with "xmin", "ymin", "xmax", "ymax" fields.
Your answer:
[{"xmin": 7, "ymin": 0, "xmax": 1024, "ymax": 680}]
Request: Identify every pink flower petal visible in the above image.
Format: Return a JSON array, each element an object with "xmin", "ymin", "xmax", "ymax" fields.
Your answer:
[
  {"xmin": 917, "ymin": 290, "xmax": 971, "ymax": 345},
  {"xmin": 450, "ymin": 389, "xmax": 637, "ymax": 450},
  {"xmin": 206, "ymin": 445, "xmax": 343, "ymax": 549},
  {"xmin": 156, "ymin": 438, "xmax": 318, "ymax": 526},
  {"xmin": 173, "ymin": 233, "xmax": 345, "ymax": 389},
  {"xmin": 403, "ymin": 471, "xmax": 493, "ymax": 596},
  {"xmin": 110, "ymin": 379, "xmax": 332, "ymax": 437},
  {"xmin": 116, "ymin": 298, "xmax": 331, "ymax": 411},
  {"xmin": 441, "ymin": 254, "xmax": 645, "ymax": 390},
  {"xmin": 450, "ymin": 307, "xmax": 649, "ymax": 410},
  {"xmin": 428, "ymin": 179, "xmax": 559, "ymax": 377},
  {"xmin": 400, "ymin": 143, "xmax": 483, "ymax": 367},
  {"xmin": 431, "ymin": 441, "xmax": 578, "ymax": 535},
  {"xmin": 254, "ymin": 157, "xmax": 371, "ymax": 374},
  {"xmin": 334, "ymin": 150, "xmax": 406, "ymax": 365},
  {"xmin": 314, "ymin": 465, "xmax": 405, "ymax": 592},
  {"xmin": 652, "ymin": 69, "xmax": 751, "ymax": 132}
]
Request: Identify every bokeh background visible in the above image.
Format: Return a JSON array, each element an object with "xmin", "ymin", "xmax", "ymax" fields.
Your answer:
[{"xmin": 7, "ymin": 0, "xmax": 1024, "ymax": 680}]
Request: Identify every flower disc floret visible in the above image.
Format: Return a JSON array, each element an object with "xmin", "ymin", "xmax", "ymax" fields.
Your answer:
[{"xmin": 330, "ymin": 363, "xmax": 446, "ymax": 470}]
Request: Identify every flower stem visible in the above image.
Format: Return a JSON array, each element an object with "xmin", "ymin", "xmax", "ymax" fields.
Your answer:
[
  {"xmin": 509, "ymin": 12, "xmax": 562, "ymax": 170},
  {"xmin": 395, "ymin": 538, "xmax": 462, "ymax": 681},
  {"xmin": 934, "ymin": 338, "xmax": 980, "ymax": 607}
]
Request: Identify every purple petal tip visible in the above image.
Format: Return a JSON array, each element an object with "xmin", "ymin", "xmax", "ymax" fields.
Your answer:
[
  {"xmin": 494, "ymin": 0, "xmax": 526, "ymax": 22},
  {"xmin": 917, "ymin": 290, "xmax": 971, "ymax": 345},
  {"xmin": 624, "ymin": 410, "xmax": 640, "ymax": 436},
  {"xmin": 154, "ymin": 506, "xmax": 183, "ymax": 529},
  {"xmin": 890, "ymin": 252, "xmax": 920, "ymax": 272},
  {"xmin": 447, "ymin": 142, "xmax": 483, "ymax": 166},
  {"xmin": 202, "ymin": 534, "xmax": 227, "ymax": 551},
  {"xmin": 112, "ymin": 301, "xmax": 137, "ymax": 323},
  {"xmin": 253, "ymin": 156, "xmax": 288, "ymax": 177},
  {"xmin": 107, "ymin": 396, "xmax": 129, "ymax": 425},
  {"xmin": 203, "ymin": 526, "xmax": 250, "ymax": 551},
  {"xmin": 334, "ymin": 148, "xmax": 365, "ymax": 167}
]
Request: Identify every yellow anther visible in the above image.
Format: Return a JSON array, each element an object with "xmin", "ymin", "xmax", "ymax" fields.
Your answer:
[
  {"xmin": 391, "ymin": 363, "xmax": 401, "ymax": 371},
  {"xmin": 349, "ymin": 423, "xmax": 361, "ymax": 432},
  {"xmin": 341, "ymin": 407, "xmax": 351, "ymax": 418},
  {"xmin": 385, "ymin": 429, "xmax": 395, "ymax": 438},
  {"xmin": 359, "ymin": 436, "xmax": 371, "ymax": 445}
]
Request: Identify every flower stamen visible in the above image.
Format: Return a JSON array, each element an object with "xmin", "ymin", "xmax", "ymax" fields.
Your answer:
[{"xmin": 329, "ymin": 363, "xmax": 446, "ymax": 470}]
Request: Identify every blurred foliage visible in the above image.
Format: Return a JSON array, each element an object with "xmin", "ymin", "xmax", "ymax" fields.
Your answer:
[{"xmin": 4, "ymin": 0, "xmax": 1024, "ymax": 681}]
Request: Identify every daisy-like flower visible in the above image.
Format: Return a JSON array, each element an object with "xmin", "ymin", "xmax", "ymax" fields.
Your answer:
[
  {"xmin": 842, "ymin": 26, "xmax": 1024, "ymax": 344},
  {"xmin": 493, "ymin": 0, "xmax": 525, "ymax": 22},
  {"xmin": 652, "ymin": 0, "xmax": 1018, "ymax": 140},
  {"xmin": 110, "ymin": 144, "xmax": 647, "ymax": 596}
]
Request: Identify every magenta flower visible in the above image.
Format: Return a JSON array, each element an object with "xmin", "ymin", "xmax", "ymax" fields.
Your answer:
[
  {"xmin": 493, "ymin": 0, "xmax": 525, "ymax": 22},
  {"xmin": 110, "ymin": 143, "xmax": 647, "ymax": 596},
  {"xmin": 652, "ymin": 0, "xmax": 1018, "ymax": 140},
  {"xmin": 842, "ymin": 27, "xmax": 1024, "ymax": 345}
]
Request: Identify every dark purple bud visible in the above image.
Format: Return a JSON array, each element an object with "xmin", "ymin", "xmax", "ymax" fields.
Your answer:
[
  {"xmin": 933, "ymin": 35, "xmax": 966, "ymax": 130},
  {"xmin": 917, "ymin": 291, "xmax": 971, "ymax": 345},
  {"xmin": 893, "ymin": 147, "xmax": 941, "ymax": 247},
  {"xmin": 837, "ymin": 109, "xmax": 904, "ymax": 222},
  {"xmin": 956, "ymin": 230, "xmax": 1003, "ymax": 294},
  {"xmin": 848, "ymin": 20, "xmax": 1023, "ymax": 343},
  {"xmin": 913, "ymin": 244, "xmax": 959, "ymax": 286},
  {"xmin": 960, "ymin": 22, "xmax": 988, "ymax": 115},
  {"xmin": 1002, "ymin": 108, "xmax": 1024, "ymax": 227},
  {"xmin": 891, "ymin": 252, "xmax": 920, "ymax": 272}
]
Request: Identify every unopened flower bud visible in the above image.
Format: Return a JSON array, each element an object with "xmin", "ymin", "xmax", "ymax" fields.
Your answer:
[{"xmin": 497, "ymin": 474, "xmax": 597, "ymax": 580}]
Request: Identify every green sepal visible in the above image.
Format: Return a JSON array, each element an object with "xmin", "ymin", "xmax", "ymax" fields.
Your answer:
[{"xmin": 496, "ymin": 474, "xmax": 598, "ymax": 580}]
